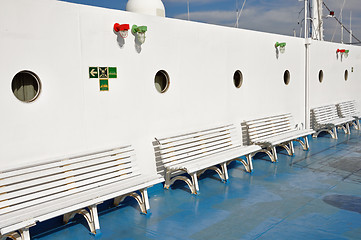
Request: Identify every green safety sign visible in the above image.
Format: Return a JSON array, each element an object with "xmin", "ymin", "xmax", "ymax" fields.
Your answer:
[
  {"xmin": 89, "ymin": 67, "xmax": 117, "ymax": 79},
  {"xmin": 89, "ymin": 67, "xmax": 98, "ymax": 78},
  {"xmin": 99, "ymin": 79, "xmax": 109, "ymax": 91},
  {"xmin": 109, "ymin": 67, "xmax": 117, "ymax": 78},
  {"xmin": 99, "ymin": 67, "xmax": 108, "ymax": 78}
]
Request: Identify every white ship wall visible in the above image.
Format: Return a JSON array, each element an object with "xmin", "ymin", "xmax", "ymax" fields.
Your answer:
[
  {"xmin": 309, "ymin": 40, "xmax": 361, "ymax": 108},
  {"xmin": 1, "ymin": 0, "xmax": 360, "ymax": 172}
]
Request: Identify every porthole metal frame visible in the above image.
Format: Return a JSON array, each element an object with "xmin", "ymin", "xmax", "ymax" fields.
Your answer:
[
  {"xmin": 11, "ymin": 70, "xmax": 41, "ymax": 103},
  {"xmin": 154, "ymin": 70, "xmax": 170, "ymax": 94}
]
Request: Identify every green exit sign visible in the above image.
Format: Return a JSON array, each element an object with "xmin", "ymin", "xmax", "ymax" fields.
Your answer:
[{"xmin": 109, "ymin": 67, "xmax": 117, "ymax": 78}]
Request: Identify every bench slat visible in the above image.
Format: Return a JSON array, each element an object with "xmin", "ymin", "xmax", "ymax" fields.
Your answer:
[
  {"xmin": 0, "ymin": 170, "xmax": 141, "ymax": 215},
  {"xmin": 248, "ymin": 123, "xmax": 292, "ymax": 137},
  {"xmin": 158, "ymin": 131, "xmax": 240, "ymax": 156},
  {"xmin": 162, "ymin": 141, "xmax": 234, "ymax": 166},
  {"xmin": 0, "ymin": 146, "xmax": 133, "ymax": 179},
  {"xmin": 0, "ymin": 152, "xmax": 135, "ymax": 186},
  {"xmin": 156, "ymin": 125, "xmax": 234, "ymax": 144},
  {"xmin": 168, "ymin": 145, "xmax": 260, "ymax": 173},
  {"xmin": 0, "ymin": 161, "xmax": 137, "ymax": 202},
  {"xmin": 244, "ymin": 113, "xmax": 292, "ymax": 125}
]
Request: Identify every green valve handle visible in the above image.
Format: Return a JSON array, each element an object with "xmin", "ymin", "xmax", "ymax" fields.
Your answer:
[
  {"xmin": 132, "ymin": 25, "xmax": 148, "ymax": 33},
  {"xmin": 275, "ymin": 42, "xmax": 286, "ymax": 48}
]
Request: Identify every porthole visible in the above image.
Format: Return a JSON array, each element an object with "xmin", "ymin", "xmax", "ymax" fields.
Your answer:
[
  {"xmin": 344, "ymin": 70, "xmax": 348, "ymax": 81},
  {"xmin": 233, "ymin": 70, "xmax": 243, "ymax": 88},
  {"xmin": 154, "ymin": 70, "xmax": 170, "ymax": 93},
  {"xmin": 318, "ymin": 70, "xmax": 324, "ymax": 83},
  {"xmin": 283, "ymin": 70, "xmax": 290, "ymax": 85},
  {"xmin": 11, "ymin": 71, "xmax": 41, "ymax": 102}
]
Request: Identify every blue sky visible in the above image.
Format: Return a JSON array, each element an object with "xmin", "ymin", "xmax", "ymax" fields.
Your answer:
[{"xmin": 60, "ymin": 0, "xmax": 361, "ymax": 43}]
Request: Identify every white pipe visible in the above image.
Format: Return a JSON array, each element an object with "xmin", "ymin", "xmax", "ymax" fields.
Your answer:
[
  {"xmin": 305, "ymin": 0, "xmax": 310, "ymax": 129},
  {"xmin": 305, "ymin": 0, "xmax": 308, "ymax": 39}
]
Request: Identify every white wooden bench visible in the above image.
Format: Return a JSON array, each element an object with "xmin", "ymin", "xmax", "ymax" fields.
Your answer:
[
  {"xmin": 242, "ymin": 113, "xmax": 315, "ymax": 162},
  {"xmin": 0, "ymin": 145, "xmax": 162, "ymax": 240},
  {"xmin": 337, "ymin": 100, "xmax": 361, "ymax": 130},
  {"xmin": 154, "ymin": 124, "xmax": 261, "ymax": 195},
  {"xmin": 311, "ymin": 104, "xmax": 354, "ymax": 139}
]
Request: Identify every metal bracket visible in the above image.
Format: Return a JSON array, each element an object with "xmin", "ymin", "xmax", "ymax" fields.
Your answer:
[
  {"xmin": 113, "ymin": 189, "xmax": 149, "ymax": 214},
  {"xmin": 63, "ymin": 204, "xmax": 101, "ymax": 235},
  {"xmin": 227, "ymin": 153, "xmax": 254, "ymax": 173},
  {"xmin": 293, "ymin": 136, "xmax": 310, "ymax": 150}
]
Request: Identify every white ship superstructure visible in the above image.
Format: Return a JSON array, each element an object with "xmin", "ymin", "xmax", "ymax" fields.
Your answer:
[{"xmin": 0, "ymin": 1, "xmax": 360, "ymax": 239}]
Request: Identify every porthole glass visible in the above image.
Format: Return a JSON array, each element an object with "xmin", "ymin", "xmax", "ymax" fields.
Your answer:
[
  {"xmin": 154, "ymin": 70, "xmax": 170, "ymax": 93},
  {"xmin": 233, "ymin": 70, "xmax": 243, "ymax": 88},
  {"xmin": 283, "ymin": 70, "xmax": 290, "ymax": 85},
  {"xmin": 318, "ymin": 70, "xmax": 324, "ymax": 83},
  {"xmin": 344, "ymin": 70, "xmax": 348, "ymax": 81},
  {"xmin": 12, "ymin": 71, "xmax": 41, "ymax": 102}
]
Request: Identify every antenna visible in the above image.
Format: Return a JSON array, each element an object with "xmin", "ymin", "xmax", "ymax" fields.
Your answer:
[
  {"xmin": 235, "ymin": 0, "xmax": 247, "ymax": 28},
  {"xmin": 187, "ymin": 0, "xmax": 190, "ymax": 21},
  {"xmin": 341, "ymin": 4, "xmax": 343, "ymax": 43},
  {"xmin": 350, "ymin": 11, "xmax": 352, "ymax": 44}
]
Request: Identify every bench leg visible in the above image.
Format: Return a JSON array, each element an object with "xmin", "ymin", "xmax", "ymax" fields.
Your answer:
[
  {"xmin": 19, "ymin": 228, "xmax": 30, "ymax": 240},
  {"xmin": 346, "ymin": 123, "xmax": 351, "ymax": 134},
  {"xmin": 1, "ymin": 233, "xmax": 18, "ymax": 240},
  {"xmin": 191, "ymin": 173, "xmax": 200, "ymax": 192},
  {"xmin": 330, "ymin": 127, "xmax": 338, "ymax": 139},
  {"xmin": 220, "ymin": 162, "xmax": 229, "ymax": 182},
  {"xmin": 290, "ymin": 141, "xmax": 295, "ymax": 155},
  {"xmin": 271, "ymin": 146, "xmax": 278, "ymax": 162},
  {"xmin": 141, "ymin": 189, "xmax": 150, "ymax": 210},
  {"xmin": 231, "ymin": 154, "xmax": 253, "ymax": 173},
  {"xmin": 293, "ymin": 136, "xmax": 310, "ymax": 151},
  {"xmin": 351, "ymin": 120, "xmax": 359, "ymax": 130},
  {"xmin": 63, "ymin": 204, "xmax": 100, "ymax": 235},
  {"xmin": 114, "ymin": 190, "xmax": 148, "ymax": 214},
  {"xmin": 1, "ymin": 230, "xmax": 27, "ymax": 240},
  {"xmin": 164, "ymin": 169, "xmax": 198, "ymax": 194},
  {"xmin": 279, "ymin": 142, "xmax": 293, "ymax": 156},
  {"xmin": 256, "ymin": 149, "xmax": 276, "ymax": 163},
  {"xmin": 246, "ymin": 154, "xmax": 254, "ymax": 172},
  {"xmin": 164, "ymin": 170, "xmax": 171, "ymax": 190},
  {"xmin": 303, "ymin": 136, "xmax": 310, "ymax": 150}
]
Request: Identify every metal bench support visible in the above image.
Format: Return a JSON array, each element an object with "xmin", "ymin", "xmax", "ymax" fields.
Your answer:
[
  {"xmin": 113, "ymin": 189, "xmax": 150, "ymax": 214},
  {"xmin": 64, "ymin": 204, "xmax": 101, "ymax": 235}
]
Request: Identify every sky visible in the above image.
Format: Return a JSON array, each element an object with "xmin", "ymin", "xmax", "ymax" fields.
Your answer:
[{"xmin": 60, "ymin": 0, "xmax": 361, "ymax": 44}]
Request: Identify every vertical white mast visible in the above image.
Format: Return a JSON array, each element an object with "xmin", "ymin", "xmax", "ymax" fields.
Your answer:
[
  {"xmin": 350, "ymin": 11, "xmax": 352, "ymax": 44},
  {"xmin": 305, "ymin": 0, "xmax": 310, "ymax": 129},
  {"xmin": 311, "ymin": 0, "xmax": 323, "ymax": 40},
  {"xmin": 341, "ymin": 7, "xmax": 344, "ymax": 43}
]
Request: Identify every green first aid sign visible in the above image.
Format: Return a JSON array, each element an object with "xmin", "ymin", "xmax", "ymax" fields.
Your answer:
[{"xmin": 99, "ymin": 79, "xmax": 109, "ymax": 91}]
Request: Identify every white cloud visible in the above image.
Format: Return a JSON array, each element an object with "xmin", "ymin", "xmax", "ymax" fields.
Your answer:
[
  {"xmin": 164, "ymin": 0, "xmax": 227, "ymax": 3},
  {"xmin": 174, "ymin": 5, "xmax": 303, "ymax": 36},
  {"xmin": 171, "ymin": 0, "xmax": 361, "ymax": 42}
]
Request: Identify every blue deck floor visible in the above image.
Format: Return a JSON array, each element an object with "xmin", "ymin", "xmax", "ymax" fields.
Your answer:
[{"xmin": 32, "ymin": 130, "xmax": 361, "ymax": 240}]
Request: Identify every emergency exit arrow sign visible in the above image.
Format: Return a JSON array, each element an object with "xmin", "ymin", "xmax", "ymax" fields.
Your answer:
[{"xmin": 89, "ymin": 67, "xmax": 99, "ymax": 78}]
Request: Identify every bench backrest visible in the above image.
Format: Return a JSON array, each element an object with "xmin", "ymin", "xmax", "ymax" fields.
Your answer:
[
  {"xmin": 311, "ymin": 104, "xmax": 339, "ymax": 125},
  {"xmin": 0, "ymin": 145, "xmax": 139, "ymax": 217},
  {"xmin": 337, "ymin": 100, "xmax": 359, "ymax": 118},
  {"xmin": 242, "ymin": 113, "xmax": 294, "ymax": 144},
  {"xmin": 154, "ymin": 124, "xmax": 242, "ymax": 169}
]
